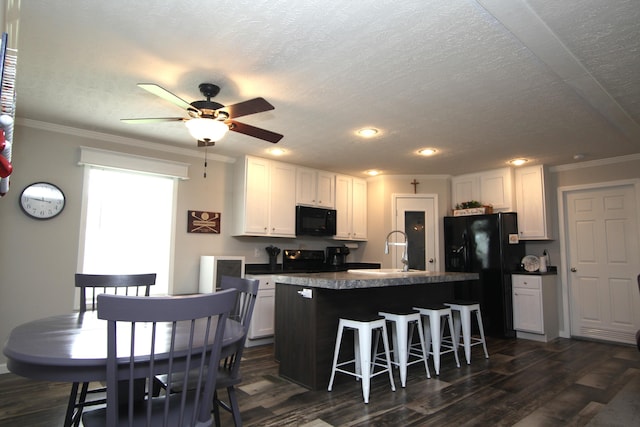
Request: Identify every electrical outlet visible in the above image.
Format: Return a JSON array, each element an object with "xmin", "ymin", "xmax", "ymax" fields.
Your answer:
[{"xmin": 254, "ymin": 247, "xmax": 260, "ymax": 258}]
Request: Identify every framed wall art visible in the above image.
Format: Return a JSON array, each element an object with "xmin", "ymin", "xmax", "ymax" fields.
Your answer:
[{"xmin": 187, "ymin": 210, "xmax": 220, "ymax": 233}]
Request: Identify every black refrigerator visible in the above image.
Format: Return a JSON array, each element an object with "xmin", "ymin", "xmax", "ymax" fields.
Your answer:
[{"xmin": 444, "ymin": 212, "xmax": 525, "ymax": 338}]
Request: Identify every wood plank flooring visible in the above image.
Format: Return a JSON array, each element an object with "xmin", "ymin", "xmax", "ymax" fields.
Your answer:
[{"xmin": 1, "ymin": 337, "xmax": 639, "ymax": 426}]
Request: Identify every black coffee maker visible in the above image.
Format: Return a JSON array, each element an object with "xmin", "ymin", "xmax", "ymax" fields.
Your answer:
[{"xmin": 326, "ymin": 246, "xmax": 350, "ymax": 269}]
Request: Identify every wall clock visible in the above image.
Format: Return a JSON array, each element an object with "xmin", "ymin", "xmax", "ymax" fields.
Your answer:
[{"xmin": 19, "ymin": 182, "xmax": 66, "ymax": 220}]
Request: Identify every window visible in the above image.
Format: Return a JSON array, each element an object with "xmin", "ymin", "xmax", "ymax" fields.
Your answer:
[{"xmin": 80, "ymin": 167, "xmax": 176, "ymax": 295}]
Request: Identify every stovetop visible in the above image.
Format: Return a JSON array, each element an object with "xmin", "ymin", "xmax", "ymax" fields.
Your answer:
[{"xmin": 282, "ymin": 249, "xmax": 330, "ymax": 272}]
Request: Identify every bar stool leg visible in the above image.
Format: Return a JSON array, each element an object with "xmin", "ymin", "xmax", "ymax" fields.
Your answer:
[
  {"xmin": 414, "ymin": 316, "xmax": 431, "ymax": 378},
  {"xmin": 328, "ymin": 322, "xmax": 345, "ymax": 391},
  {"xmin": 428, "ymin": 312, "xmax": 442, "ymax": 375},
  {"xmin": 380, "ymin": 323, "xmax": 396, "ymax": 393},
  {"xmin": 459, "ymin": 308, "xmax": 472, "ymax": 364},
  {"xmin": 446, "ymin": 311, "xmax": 461, "ymax": 368},
  {"xmin": 394, "ymin": 319, "xmax": 409, "ymax": 387},
  {"xmin": 475, "ymin": 309, "xmax": 489, "ymax": 358},
  {"xmin": 358, "ymin": 326, "xmax": 372, "ymax": 403}
]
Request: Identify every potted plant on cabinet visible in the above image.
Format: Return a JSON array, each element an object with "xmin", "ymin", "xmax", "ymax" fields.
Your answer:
[{"xmin": 453, "ymin": 201, "xmax": 494, "ymax": 216}]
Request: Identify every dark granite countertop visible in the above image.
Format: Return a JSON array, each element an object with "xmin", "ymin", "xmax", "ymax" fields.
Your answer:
[{"xmin": 271, "ymin": 270, "xmax": 478, "ymax": 290}]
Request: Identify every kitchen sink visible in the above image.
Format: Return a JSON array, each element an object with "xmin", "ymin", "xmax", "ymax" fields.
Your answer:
[{"xmin": 346, "ymin": 268, "xmax": 428, "ymax": 275}]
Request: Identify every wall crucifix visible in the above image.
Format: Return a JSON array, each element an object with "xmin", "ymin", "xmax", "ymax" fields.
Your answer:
[{"xmin": 411, "ymin": 179, "xmax": 419, "ymax": 194}]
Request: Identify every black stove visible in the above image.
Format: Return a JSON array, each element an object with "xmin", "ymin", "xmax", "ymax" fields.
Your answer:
[{"xmin": 282, "ymin": 249, "xmax": 329, "ymax": 272}]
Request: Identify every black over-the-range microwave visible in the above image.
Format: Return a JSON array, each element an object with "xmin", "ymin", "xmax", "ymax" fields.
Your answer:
[{"xmin": 295, "ymin": 205, "xmax": 337, "ymax": 236}]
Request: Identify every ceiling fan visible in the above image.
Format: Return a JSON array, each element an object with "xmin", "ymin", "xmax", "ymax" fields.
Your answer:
[{"xmin": 122, "ymin": 83, "xmax": 283, "ymax": 146}]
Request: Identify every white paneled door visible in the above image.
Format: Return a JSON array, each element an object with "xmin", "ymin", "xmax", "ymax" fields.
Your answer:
[{"xmin": 565, "ymin": 183, "xmax": 640, "ymax": 344}]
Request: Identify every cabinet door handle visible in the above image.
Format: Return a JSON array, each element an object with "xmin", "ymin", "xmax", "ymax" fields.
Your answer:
[
  {"xmin": 570, "ymin": 267, "xmax": 577, "ymax": 272},
  {"xmin": 428, "ymin": 258, "xmax": 434, "ymax": 263}
]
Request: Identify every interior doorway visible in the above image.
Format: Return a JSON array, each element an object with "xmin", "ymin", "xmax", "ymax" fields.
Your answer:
[
  {"xmin": 559, "ymin": 180, "xmax": 640, "ymax": 344},
  {"xmin": 392, "ymin": 194, "xmax": 440, "ymax": 271}
]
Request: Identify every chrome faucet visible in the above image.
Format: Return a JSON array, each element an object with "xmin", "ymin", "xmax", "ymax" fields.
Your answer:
[{"xmin": 384, "ymin": 230, "xmax": 409, "ymax": 271}]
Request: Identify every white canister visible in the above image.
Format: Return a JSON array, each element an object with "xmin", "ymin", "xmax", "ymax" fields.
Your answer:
[{"xmin": 539, "ymin": 255, "xmax": 548, "ymax": 272}]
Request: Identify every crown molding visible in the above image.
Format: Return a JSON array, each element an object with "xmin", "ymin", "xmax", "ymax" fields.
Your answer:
[
  {"xmin": 15, "ymin": 118, "xmax": 236, "ymax": 164},
  {"xmin": 550, "ymin": 153, "xmax": 640, "ymax": 172},
  {"xmin": 366, "ymin": 173, "xmax": 452, "ymax": 182}
]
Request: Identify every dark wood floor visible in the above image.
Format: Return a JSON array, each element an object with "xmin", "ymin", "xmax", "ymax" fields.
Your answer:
[{"xmin": 1, "ymin": 337, "xmax": 639, "ymax": 426}]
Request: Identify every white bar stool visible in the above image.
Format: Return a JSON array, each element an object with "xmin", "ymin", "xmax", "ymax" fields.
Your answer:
[
  {"xmin": 328, "ymin": 315, "xmax": 396, "ymax": 403},
  {"xmin": 412, "ymin": 304, "xmax": 460, "ymax": 375},
  {"xmin": 444, "ymin": 300, "xmax": 489, "ymax": 364},
  {"xmin": 377, "ymin": 310, "xmax": 431, "ymax": 387}
]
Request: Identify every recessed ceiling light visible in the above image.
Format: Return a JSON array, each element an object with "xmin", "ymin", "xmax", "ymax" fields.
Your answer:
[
  {"xmin": 509, "ymin": 158, "xmax": 528, "ymax": 166},
  {"xmin": 268, "ymin": 148, "xmax": 286, "ymax": 156},
  {"xmin": 356, "ymin": 128, "xmax": 380, "ymax": 138},
  {"xmin": 365, "ymin": 170, "xmax": 380, "ymax": 176},
  {"xmin": 417, "ymin": 148, "xmax": 437, "ymax": 156}
]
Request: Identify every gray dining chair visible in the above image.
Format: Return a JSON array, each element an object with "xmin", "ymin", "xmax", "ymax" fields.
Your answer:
[
  {"xmin": 213, "ymin": 276, "xmax": 260, "ymax": 427},
  {"xmin": 65, "ymin": 273, "xmax": 157, "ymax": 427},
  {"xmin": 81, "ymin": 289, "xmax": 237, "ymax": 427},
  {"xmin": 154, "ymin": 275, "xmax": 259, "ymax": 427}
]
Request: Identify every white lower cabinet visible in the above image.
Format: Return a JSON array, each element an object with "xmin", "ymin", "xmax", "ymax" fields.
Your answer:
[
  {"xmin": 512, "ymin": 274, "xmax": 558, "ymax": 342},
  {"xmin": 246, "ymin": 275, "xmax": 275, "ymax": 344}
]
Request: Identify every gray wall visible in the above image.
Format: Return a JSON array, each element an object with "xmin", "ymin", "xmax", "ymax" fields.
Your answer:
[{"xmin": 0, "ymin": 123, "xmax": 380, "ymax": 367}]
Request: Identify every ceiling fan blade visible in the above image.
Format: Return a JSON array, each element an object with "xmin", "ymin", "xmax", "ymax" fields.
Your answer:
[
  {"xmin": 137, "ymin": 83, "xmax": 199, "ymax": 113},
  {"xmin": 228, "ymin": 120, "xmax": 283, "ymax": 143},
  {"xmin": 121, "ymin": 117, "xmax": 185, "ymax": 124},
  {"xmin": 223, "ymin": 98, "xmax": 274, "ymax": 119}
]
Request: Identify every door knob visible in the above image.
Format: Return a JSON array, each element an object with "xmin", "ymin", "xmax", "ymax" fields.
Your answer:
[{"xmin": 570, "ymin": 267, "xmax": 577, "ymax": 272}]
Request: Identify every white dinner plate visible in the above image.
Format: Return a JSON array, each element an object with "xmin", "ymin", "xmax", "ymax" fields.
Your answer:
[{"xmin": 521, "ymin": 255, "xmax": 540, "ymax": 272}]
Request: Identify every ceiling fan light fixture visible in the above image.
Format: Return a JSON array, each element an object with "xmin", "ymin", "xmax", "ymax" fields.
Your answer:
[{"xmin": 185, "ymin": 117, "xmax": 229, "ymax": 142}]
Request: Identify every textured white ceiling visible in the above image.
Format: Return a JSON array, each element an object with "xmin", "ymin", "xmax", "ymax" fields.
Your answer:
[{"xmin": 12, "ymin": 0, "xmax": 640, "ymax": 176}]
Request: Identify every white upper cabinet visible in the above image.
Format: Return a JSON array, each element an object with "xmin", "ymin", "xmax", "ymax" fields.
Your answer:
[
  {"xmin": 452, "ymin": 175, "xmax": 479, "ymax": 208},
  {"xmin": 296, "ymin": 167, "xmax": 335, "ymax": 208},
  {"xmin": 351, "ymin": 177, "xmax": 368, "ymax": 240},
  {"xmin": 334, "ymin": 175, "xmax": 367, "ymax": 241},
  {"xmin": 480, "ymin": 168, "xmax": 513, "ymax": 210},
  {"xmin": 514, "ymin": 164, "xmax": 552, "ymax": 240},
  {"xmin": 452, "ymin": 167, "xmax": 514, "ymax": 211},
  {"xmin": 233, "ymin": 156, "xmax": 296, "ymax": 238}
]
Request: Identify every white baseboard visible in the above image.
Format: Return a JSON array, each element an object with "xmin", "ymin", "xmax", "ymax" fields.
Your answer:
[
  {"xmin": 0, "ymin": 363, "xmax": 9, "ymax": 375},
  {"xmin": 245, "ymin": 336, "xmax": 274, "ymax": 347}
]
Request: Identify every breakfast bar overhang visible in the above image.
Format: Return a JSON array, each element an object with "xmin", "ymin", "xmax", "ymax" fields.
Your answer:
[{"xmin": 272, "ymin": 270, "xmax": 479, "ymax": 390}]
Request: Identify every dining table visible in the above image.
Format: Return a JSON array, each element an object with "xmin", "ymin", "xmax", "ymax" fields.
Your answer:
[{"xmin": 2, "ymin": 310, "xmax": 245, "ymax": 383}]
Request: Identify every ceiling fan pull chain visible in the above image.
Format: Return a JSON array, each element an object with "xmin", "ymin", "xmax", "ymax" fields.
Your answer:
[{"xmin": 204, "ymin": 144, "xmax": 208, "ymax": 178}]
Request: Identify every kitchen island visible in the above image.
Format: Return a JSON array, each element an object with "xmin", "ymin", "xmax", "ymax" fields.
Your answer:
[{"xmin": 272, "ymin": 270, "xmax": 478, "ymax": 390}]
